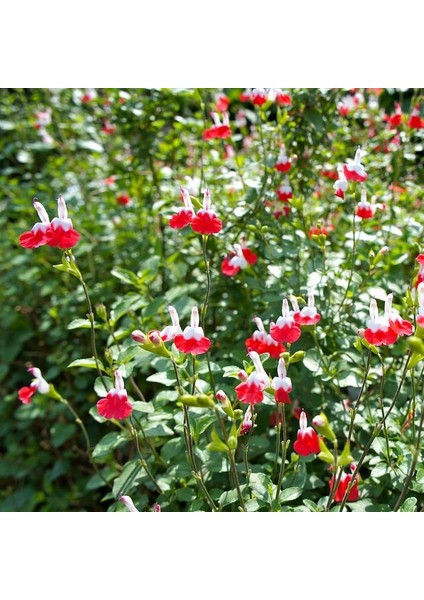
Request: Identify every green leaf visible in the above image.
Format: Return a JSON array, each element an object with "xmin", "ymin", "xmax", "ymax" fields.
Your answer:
[
  {"xmin": 111, "ymin": 267, "xmax": 143, "ymax": 288},
  {"xmin": 146, "ymin": 371, "xmax": 176, "ymax": 386},
  {"xmin": 249, "ymin": 472, "xmax": 274, "ymax": 503},
  {"xmin": 279, "ymin": 486, "xmax": 303, "ymax": 503},
  {"xmin": 143, "ymin": 422, "xmax": 174, "ymax": 437},
  {"xmin": 219, "ymin": 488, "xmax": 240, "ymax": 508},
  {"xmin": 50, "ymin": 423, "xmax": 76, "ymax": 448},
  {"xmin": 131, "ymin": 401, "xmax": 154, "ymax": 414},
  {"xmin": 92, "ymin": 431, "xmax": 130, "ymax": 460},
  {"xmin": 303, "ymin": 499, "xmax": 318, "ymax": 512},
  {"xmin": 67, "ymin": 318, "xmax": 101, "ymax": 330},
  {"xmin": 399, "ymin": 497, "xmax": 417, "ymax": 512},
  {"xmin": 207, "ymin": 429, "xmax": 228, "ymax": 453},
  {"xmin": 67, "ymin": 358, "xmax": 106, "ymax": 371}
]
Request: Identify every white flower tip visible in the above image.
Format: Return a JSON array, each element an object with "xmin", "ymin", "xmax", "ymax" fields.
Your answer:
[{"xmin": 120, "ymin": 495, "xmax": 139, "ymax": 512}]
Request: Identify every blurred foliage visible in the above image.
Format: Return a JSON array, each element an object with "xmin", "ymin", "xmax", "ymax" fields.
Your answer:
[{"xmin": 1, "ymin": 87, "xmax": 423, "ymax": 511}]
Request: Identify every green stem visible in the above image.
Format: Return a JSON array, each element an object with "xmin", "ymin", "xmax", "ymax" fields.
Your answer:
[
  {"xmin": 128, "ymin": 416, "xmax": 164, "ymax": 496},
  {"xmin": 272, "ymin": 404, "xmax": 282, "ymax": 478},
  {"xmin": 201, "ymin": 235, "xmax": 216, "ymax": 396},
  {"xmin": 275, "ymin": 405, "xmax": 289, "ymax": 503}
]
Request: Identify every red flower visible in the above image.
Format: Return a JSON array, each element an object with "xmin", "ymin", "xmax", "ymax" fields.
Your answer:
[
  {"xmin": 271, "ymin": 358, "xmax": 292, "ymax": 404},
  {"xmin": 343, "ymin": 147, "xmax": 367, "ymax": 182},
  {"xmin": 364, "ymin": 296, "xmax": 399, "ymax": 346},
  {"xmin": 190, "ymin": 189, "xmax": 222, "ymax": 235},
  {"xmin": 270, "ymin": 298, "xmax": 301, "ymax": 343},
  {"xmin": 96, "ymin": 370, "xmax": 133, "ymax": 420},
  {"xmin": 235, "ymin": 351, "xmax": 270, "ymax": 405},
  {"xmin": 309, "ymin": 225, "xmax": 328, "ymax": 238},
  {"xmin": 251, "ymin": 88, "xmax": 268, "ymax": 106},
  {"xmin": 221, "ymin": 235, "xmax": 257, "ymax": 276},
  {"xmin": 19, "ymin": 199, "xmax": 52, "ymax": 249},
  {"xmin": 417, "ymin": 283, "xmax": 424, "ymax": 328},
  {"xmin": 45, "ymin": 195, "xmax": 80, "ymax": 249},
  {"xmin": 117, "ymin": 193, "xmax": 131, "ymax": 206},
  {"xmin": 159, "ymin": 305, "xmax": 182, "ymax": 342},
  {"xmin": 18, "ymin": 367, "xmax": 50, "ymax": 404},
  {"xmin": 169, "ymin": 186, "xmax": 195, "ymax": 229},
  {"xmin": 384, "ymin": 293, "xmax": 413, "ymax": 337},
  {"xmin": 202, "ymin": 112, "xmax": 231, "ymax": 140},
  {"xmin": 329, "ymin": 465, "xmax": 360, "ymax": 503},
  {"xmin": 101, "ymin": 120, "xmax": 116, "ymax": 134},
  {"xmin": 291, "ymin": 289, "xmax": 321, "ymax": 326},
  {"xmin": 274, "ymin": 89, "xmax": 292, "ymax": 106},
  {"xmin": 333, "ymin": 165, "xmax": 348, "ymax": 199},
  {"xmin": 415, "ymin": 254, "xmax": 424, "ymax": 288},
  {"xmin": 174, "ymin": 306, "xmax": 211, "ymax": 355},
  {"xmin": 293, "ymin": 410, "xmax": 320, "ymax": 456},
  {"xmin": 245, "ymin": 316, "xmax": 285, "ymax": 359},
  {"xmin": 274, "ymin": 146, "xmax": 291, "ymax": 172},
  {"xmin": 407, "ymin": 105, "xmax": 424, "ymax": 129},
  {"xmin": 215, "ymin": 93, "xmax": 230, "ymax": 113},
  {"xmin": 355, "ymin": 188, "xmax": 382, "ymax": 220},
  {"xmin": 384, "ymin": 102, "xmax": 403, "ymax": 128},
  {"xmin": 276, "ymin": 177, "xmax": 293, "ymax": 201}
]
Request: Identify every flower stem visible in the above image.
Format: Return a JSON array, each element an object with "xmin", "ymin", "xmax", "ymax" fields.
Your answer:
[{"xmin": 275, "ymin": 405, "xmax": 289, "ymax": 503}]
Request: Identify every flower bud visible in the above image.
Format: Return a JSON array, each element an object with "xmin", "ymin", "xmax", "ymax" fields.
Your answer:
[
  {"xmin": 216, "ymin": 390, "xmax": 229, "ymax": 405},
  {"xmin": 132, "ymin": 330, "xmax": 148, "ymax": 343},
  {"xmin": 148, "ymin": 330, "xmax": 162, "ymax": 345},
  {"xmin": 153, "ymin": 503, "xmax": 161, "ymax": 512},
  {"xmin": 312, "ymin": 412, "xmax": 336, "ymax": 442},
  {"xmin": 237, "ymin": 370, "xmax": 248, "ymax": 382}
]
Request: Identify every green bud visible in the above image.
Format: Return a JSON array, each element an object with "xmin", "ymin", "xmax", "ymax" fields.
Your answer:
[
  {"xmin": 289, "ymin": 350, "xmax": 305, "ymax": 364},
  {"xmin": 312, "ymin": 412, "xmax": 336, "ymax": 442},
  {"xmin": 95, "ymin": 304, "xmax": 108, "ymax": 322},
  {"xmin": 338, "ymin": 440, "xmax": 354, "ymax": 467},
  {"xmin": 227, "ymin": 436, "xmax": 238, "ymax": 450},
  {"xmin": 407, "ymin": 336, "xmax": 424, "ymax": 354},
  {"xmin": 178, "ymin": 394, "xmax": 215, "ymax": 408},
  {"xmin": 317, "ymin": 437, "xmax": 334, "ymax": 464}
]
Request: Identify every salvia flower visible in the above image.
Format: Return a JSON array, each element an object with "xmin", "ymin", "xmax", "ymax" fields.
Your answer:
[
  {"xmin": 333, "ymin": 165, "xmax": 348, "ymax": 199},
  {"xmin": 407, "ymin": 104, "xmax": 424, "ymax": 129},
  {"xmin": 160, "ymin": 305, "xmax": 182, "ymax": 342},
  {"xmin": 240, "ymin": 405, "xmax": 253, "ymax": 435},
  {"xmin": 356, "ymin": 188, "xmax": 382, "ymax": 219},
  {"xmin": 96, "ymin": 370, "xmax": 133, "ymax": 420},
  {"xmin": 221, "ymin": 236, "xmax": 257, "ymax": 276},
  {"xmin": 293, "ymin": 410, "xmax": 320, "ymax": 456},
  {"xmin": 239, "ymin": 88, "xmax": 252, "ymax": 103},
  {"xmin": 343, "ymin": 147, "xmax": 367, "ymax": 182},
  {"xmin": 235, "ymin": 351, "xmax": 270, "ymax": 405},
  {"xmin": 271, "ymin": 358, "xmax": 292, "ymax": 404},
  {"xmin": 169, "ymin": 186, "xmax": 195, "ymax": 229},
  {"xmin": 120, "ymin": 495, "xmax": 139, "ymax": 512},
  {"xmin": 292, "ymin": 289, "xmax": 321, "ymax": 326},
  {"xmin": 214, "ymin": 93, "xmax": 230, "ymax": 112},
  {"xmin": 273, "ymin": 89, "xmax": 292, "ymax": 106},
  {"xmin": 415, "ymin": 254, "xmax": 424, "ymax": 288},
  {"xmin": 329, "ymin": 464, "xmax": 360, "ymax": 503},
  {"xmin": 190, "ymin": 189, "xmax": 223, "ymax": 235},
  {"xmin": 384, "ymin": 293, "xmax": 413, "ymax": 337},
  {"xmin": 384, "ymin": 101, "xmax": 403, "ymax": 128},
  {"xmin": 245, "ymin": 316, "xmax": 285, "ymax": 359},
  {"xmin": 274, "ymin": 146, "xmax": 292, "ymax": 172},
  {"xmin": 251, "ymin": 88, "xmax": 268, "ymax": 106},
  {"xmin": 270, "ymin": 298, "xmax": 302, "ymax": 344},
  {"xmin": 101, "ymin": 120, "xmax": 116, "ymax": 134},
  {"xmin": 18, "ymin": 367, "xmax": 50, "ymax": 404},
  {"xmin": 417, "ymin": 283, "xmax": 424, "ymax": 328},
  {"xmin": 202, "ymin": 112, "xmax": 231, "ymax": 140},
  {"xmin": 34, "ymin": 109, "xmax": 52, "ymax": 129},
  {"xmin": 309, "ymin": 224, "xmax": 328, "ymax": 238},
  {"xmin": 46, "ymin": 194, "xmax": 81, "ymax": 249},
  {"xmin": 116, "ymin": 193, "xmax": 132, "ymax": 206},
  {"xmin": 276, "ymin": 177, "xmax": 293, "ymax": 202},
  {"xmin": 19, "ymin": 199, "xmax": 52, "ymax": 249},
  {"xmin": 364, "ymin": 296, "xmax": 399, "ymax": 346},
  {"xmin": 174, "ymin": 305, "xmax": 211, "ymax": 355}
]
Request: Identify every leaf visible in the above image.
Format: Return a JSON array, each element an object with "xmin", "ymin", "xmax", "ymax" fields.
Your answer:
[
  {"xmin": 50, "ymin": 424, "xmax": 76, "ymax": 448},
  {"xmin": 399, "ymin": 497, "xmax": 417, "ymax": 512},
  {"xmin": 67, "ymin": 318, "xmax": 101, "ymax": 330},
  {"xmin": 303, "ymin": 499, "xmax": 318, "ymax": 512},
  {"xmin": 131, "ymin": 401, "xmax": 154, "ymax": 414},
  {"xmin": 146, "ymin": 371, "xmax": 176, "ymax": 386},
  {"xmin": 207, "ymin": 429, "xmax": 229, "ymax": 453},
  {"xmin": 67, "ymin": 358, "xmax": 106, "ymax": 371},
  {"xmin": 219, "ymin": 488, "xmax": 240, "ymax": 508},
  {"xmin": 249, "ymin": 472, "xmax": 274, "ymax": 503},
  {"xmin": 111, "ymin": 267, "xmax": 142, "ymax": 288},
  {"xmin": 142, "ymin": 422, "xmax": 174, "ymax": 437},
  {"xmin": 279, "ymin": 486, "xmax": 303, "ymax": 503},
  {"xmin": 92, "ymin": 431, "xmax": 130, "ymax": 460}
]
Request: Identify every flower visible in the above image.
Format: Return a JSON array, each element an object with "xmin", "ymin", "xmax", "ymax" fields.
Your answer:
[
  {"xmin": 274, "ymin": 146, "xmax": 291, "ymax": 172},
  {"xmin": 251, "ymin": 88, "xmax": 268, "ymax": 106},
  {"xmin": 45, "ymin": 195, "xmax": 81, "ymax": 249},
  {"xmin": 270, "ymin": 298, "xmax": 301, "ymax": 344},
  {"xmin": 120, "ymin": 495, "xmax": 139, "ymax": 512},
  {"xmin": 240, "ymin": 405, "xmax": 253, "ymax": 435},
  {"xmin": 309, "ymin": 224, "xmax": 328, "ymax": 238},
  {"xmin": 384, "ymin": 101, "xmax": 403, "ymax": 128},
  {"xmin": 239, "ymin": 89, "xmax": 252, "ymax": 103},
  {"xmin": 245, "ymin": 316, "xmax": 285, "ymax": 358},
  {"xmin": 329, "ymin": 464, "xmax": 360, "ymax": 503},
  {"xmin": 333, "ymin": 165, "xmax": 348, "ymax": 199},
  {"xmin": 190, "ymin": 189, "xmax": 222, "ymax": 235},
  {"xmin": 174, "ymin": 305, "xmax": 211, "ymax": 355},
  {"xmin": 407, "ymin": 104, "xmax": 424, "ymax": 129},
  {"xmin": 356, "ymin": 188, "xmax": 381, "ymax": 219},
  {"xmin": 80, "ymin": 88, "xmax": 97, "ymax": 104},
  {"xmin": 19, "ymin": 199, "xmax": 52, "ymax": 249},
  {"xmin": 291, "ymin": 289, "xmax": 321, "ymax": 326},
  {"xmin": 271, "ymin": 358, "xmax": 292, "ymax": 404},
  {"xmin": 215, "ymin": 93, "xmax": 230, "ymax": 112},
  {"xmin": 364, "ymin": 295, "xmax": 399, "ymax": 346},
  {"xmin": 272, "ymin": 89, "xmax": 292, "ymax": 106},
  {"xmin": 101, "ymin": 120, "xmax": 116, "ymax": 134},
  {"xmin": 276, "ymin": 177, "xmax": 293, "ymax": 201},
  {"xmin": 221, "ymin": 235, "xmax": 257, "ymax": 276},
  {"xmin": 417, "ymin": 283, "xmax": 424, "ymax": 328},
  {"xmin": 34, "ymin": 109, "xmax": 51, "ymax": 129},
  {"xmin": 96, "ymin": 370, "xmax": 133, "ymax": 420},
  {"xmin": 160, "ymin": 305, "xmax": 182, "ymax": 341},
  {"xmin": 235, "ymin": 351, "xmax": 270, "ymax": 404},
  {"xmin": 343, "ymin": 147, "xmax": 367, "ymax": 182},
  {"xmin": 415, "ymin": 254, "xmax": 424, "ymax": 288},
  {"xmin": 293, "ymin": 410, "xmax": 320, "ymax": 456},
  {"xmin": 116, "ymin": 193, "xmax": 132, "ymax": 206},
  {"xmin": 202, "ymin": 112, "xmax": 231, "ymax": 140},
  {"xmin": 384, "ymin": 293, "xmax": 413, "ymax": 337},
  {"xmin": 337, "ymin": 92, "xmax": 362, "ymax": 116},
  {"xmin": 18, "ymin": 367, "xmax": 50, "ymax": 404},
  {"xmin": 169, "ymin": 186, "xmax": 195, "ymax": 229}
]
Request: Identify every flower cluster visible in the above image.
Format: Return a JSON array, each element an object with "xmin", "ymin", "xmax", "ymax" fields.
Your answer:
[
  {"xmin": 245, "ymin": 316, "xmax": 285, "ymax": 358},
  {"xmin": 239, "ymin": 88, "xmax": 292, "ymax": 106},
  {"xmin": 19, "ymin": 195, "xmax": 80, "ymax": 250},
  {"xmin": 169, "ymin": 187, "xmax": 222, "ymax": 235}
]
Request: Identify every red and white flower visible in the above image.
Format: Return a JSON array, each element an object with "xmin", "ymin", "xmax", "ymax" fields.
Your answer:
[
  {"xmin": 293, "ymin": 410, "xmax": 320, "ymax": 456},
  {"xmin": 274, "ymin": 146, "xmax": 292, "ymax": 173},
  {"xmin": 116, "ymin": 193, "xmax": 132, "ymax": 206},
  {"xmin": 174, "ymin": 305, "xmax": 211, "ymax": 355},
  {"xmin": 19, "ymin": 199, "xmax": 52, "ymax": 249},
  {"xmin": 417, "ymin": 283, "xmax": 424, "ymax": 328},
  {"xmin": 270, "ymin": 89, "xmax": 292, "ymax": 106},
  {"xmin": 169, "ymin": 186, "xmax": 195, "ymax": 229},
  {"xmin": 245, "ymin": 316, "xmax": 285, "ymax": 359},
  {"xmin": 356, "ymin": 188, "xmax": 382, "ymax": 219},
  {"xmin": 240, "ymin": 405, "xmax": 253, "ymax": 435},
  {"xmin": 384, "ymin": 293, "xmax": 413, "ymax": 337},
  {"xmin": 329, "ymin": 464, "xmax": 360, "ymax": 503},
  {"xmin": 270, "ymin": 298, "xmax": 301, "ymax": 344},
  {"xmin": 291, "ymin": 289, "xmax": 321, "ymax": 326},
  {"xmin": 160, "ymin": 305, "xmax": 182, "ymax": 342},
  {"xmin": 272, "ymin": 358, "xmax": 292, "ymax": 404},
  {"xmin": 190, "ymin": 189, "xmax": 222, "ymax": 235},
  {"xmin": 364, "ymin": 296, "xmax": 398, "ymax": 346},
  {"xmin": 18, "ymin": 367, "xmax": 50, "ymax": 404},
  {"xmin": 239, "ymin": 88, "xmax": 252, "ymax": 103},
  {"xmin": 96, "ymin": 370, "xmax": 133, "ymax": 420},
  {"xmin": 407, "ymin": 104, "xmax": 424, "ymax": 129},
  {"xmin": 45, "ymin": 194, "xmax": 81, "ymax": 249},
  {"xmin": 202, "ymin": 112, "xmax": 231, "ymax": 140},
  {"xmin": 384, "ymin": 101, "xmax": 403, "ymax": 128},
  {"xmin": 101, "ymin": 120, "xmax": 116, "ymax": 134},
  {"xmin": 221, "ymin": 235, "xmax": 257, "ymax": 276},
  {"xmin": 235, "ymin": 350, "xmax": 270, "ymax": 405},
  {"xmin": 251, "ymin": 88, "xmax": 268, "ymax": 106},
  {"xmin": 214, "ymin": 93, "xmax": 230, "ymax": 113},
  {"xmin": 34, "ymin": 109, "xmax": 52, "ymax": 129},
  {"xmin": 343, "ymin": 147, "xmax": 367, "ymax": 182},
  {"xmin": 276, "ymin": 177, "xmax": 293, "ymax": 202},
  {"xmin": 415, "ymin": 254, "xmax": 424, "ymax": 288},
  {"xmin": 333, "ymin": 165, "xmax": 348, "ymax": 199}
]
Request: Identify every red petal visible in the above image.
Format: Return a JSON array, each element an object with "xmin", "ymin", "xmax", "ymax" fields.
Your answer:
[
  {"xmin": 191, "ymin": 213, "xmax": 222, "ymax": 235},
  {"xmin": 275, "ymin": 162, "xmax": 291, "ymax": 173},
  {"xmin": 18, "ymin": 386, "xmax": 36, "ymax": 404},
  {"xmin": 235, "ymin": 381, "xmax": 264, "ymax": 404},
  {"xmin": 169, "ymin": 210, "xmax": 193, "ymax": 229},
  {"xmin": 242, "ymin": 248, "xmax": 258, "ymax": 266},
  {"xmin": 97, "ymin": 392, "xmax": 133, "ymax": 420},
  {"xmin": 174, "ymin": 334, "xmax": 211, "ymax": 355},
  {"xmin": 343, "ymin": 166, "xmax": 367, "ymax": 182},
  {"xmin": 275, "ymin": 388, "xmax": 291, "ymax": 404},
  {"xmin": 46, "ymin": 226, "xmax": 80, "ymax": 249},
  {"xmin": 270, "ymin": 323, "xmax": 301, "ymax": 343},
  {"xmin": 19, "ymin": 230, "xmax": 47, "ymax": 249},
  {"xmin": 221, "ymin": 255, "xmax": 239, "ymax": 276}
]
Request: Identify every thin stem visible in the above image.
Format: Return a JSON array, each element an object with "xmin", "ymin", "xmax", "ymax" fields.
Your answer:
[
  {"xmin": 339, "ymin": 351, "xmax": 412, "ymax": 511},
  {"xmin": 272, "ymin": 404, "xmax": 282, "ymax": 477},
  {"xmin": 201, "ymin": 235, "xmax": 216, "ymax": 396},
  {"xmin": 275, "ymin": 405, "xmax": 289, "ymax": 503},
  {"xmin": 243, "ymin": 443, "xmax": 252, "ymax": 499},
  {"xmin": 128, "ymin": 415, "xmax": 164, "ymax": 497},
  {"xmin": 333, "ymin": 206, "xmax": 361, "ymax": 323}
]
